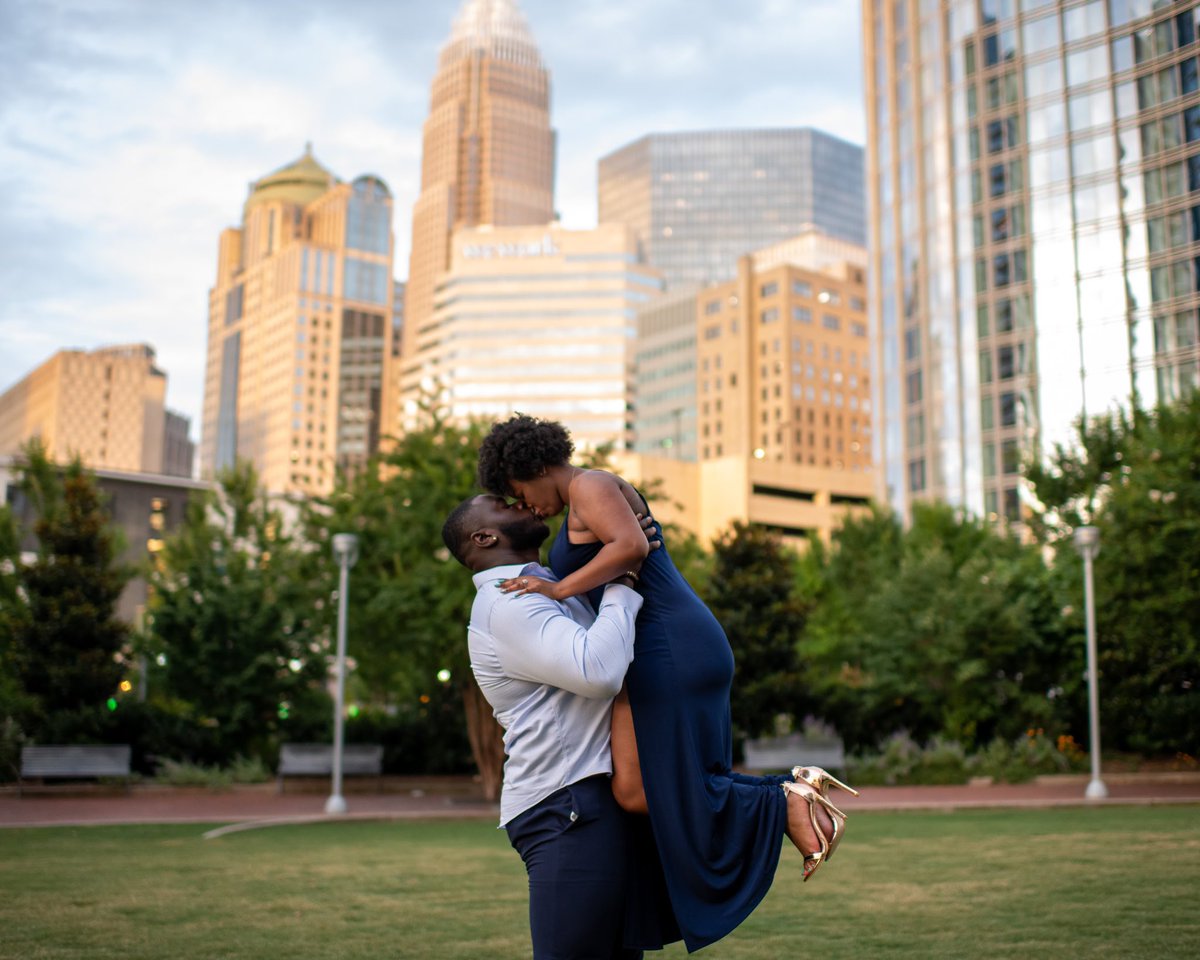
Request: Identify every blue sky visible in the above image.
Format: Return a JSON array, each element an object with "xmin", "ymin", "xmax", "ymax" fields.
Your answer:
[{"xmin": 0, "ymin": 0, "xmax": 865, "ymax": 433}]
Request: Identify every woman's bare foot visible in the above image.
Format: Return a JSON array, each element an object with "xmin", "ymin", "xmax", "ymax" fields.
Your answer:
[{"xmin": 784, "ymin": 783, "xmax": 835, "ymax": 874}]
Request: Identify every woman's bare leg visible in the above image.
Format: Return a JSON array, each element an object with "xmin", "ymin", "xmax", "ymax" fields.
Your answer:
[{"xmin": 610, "ymin": 686, "xmax": 647, "ymax": 814}]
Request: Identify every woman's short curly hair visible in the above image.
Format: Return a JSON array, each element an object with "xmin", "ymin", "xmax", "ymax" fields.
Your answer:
[{"xmin": 477, "ymin": 414, "xmax": 574, "ymax": 495}]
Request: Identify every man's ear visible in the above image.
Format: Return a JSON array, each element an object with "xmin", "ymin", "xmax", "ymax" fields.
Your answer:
[{"xmin": 470, "ymin": 530, "xmax": 499, "ymax": 549}]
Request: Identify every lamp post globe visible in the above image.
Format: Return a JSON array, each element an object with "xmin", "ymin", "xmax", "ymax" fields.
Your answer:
[{"xmin": 326, "ymin": 533, "xmax": 359, "ymax": 815}]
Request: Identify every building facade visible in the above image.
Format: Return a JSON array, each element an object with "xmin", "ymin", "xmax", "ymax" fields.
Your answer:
[
  {"xmin": 867, "ymin": 0, "xmax": 1200, "ymax": 523},
  {"xmin": 200, "ymin": 147, "xmax": 394, "ymax": 494},
  {"xmin": 403, "ymin": 223, "xmax": 662, "ymax": 452},
  {"xmin": 694, "ymin": 246, "xmax": 873, "ymax": 474},
  {"xmin": 1, "ymin": 457, "xmax": 209, "ymax": 624},
  {"xmin": 631, "ymin": 287, "xmax": 701, "ymax": 460},
  {"xmin": 0, "ymin": 344, "xmax": 192, "ymax": 477},
  {"xmin": 399, "ymin": 0, "xmax": 556, "ymax": 431},
  {"xmin": 598, "ymin": 128, "xmax": 866, "ymax": 290}
]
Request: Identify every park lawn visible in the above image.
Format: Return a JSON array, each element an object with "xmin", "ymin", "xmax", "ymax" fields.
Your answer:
[{"xmin": 0, "ymin": 806, "xmax": 1197, "ymax": 959}]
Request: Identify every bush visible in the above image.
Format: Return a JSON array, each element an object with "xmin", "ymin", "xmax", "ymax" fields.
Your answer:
[
  {"xmin": 970, "ymin": 730, "xmax": 1072, "ymax": 783},
  {"xmin": 846, "ymin": 730, "xmax": 1080, "ymax": 785},
  {"xmin": 155, "ymin": 758, "xmax": 233, "ymax": 790},
  {"xmin": 846, "ymin": 732, "xmax": 970, "ymax": 786}
]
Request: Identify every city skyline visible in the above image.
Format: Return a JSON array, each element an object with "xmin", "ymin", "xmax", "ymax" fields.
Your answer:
[{"xmin": 0, "ymin": 0, "xmax": 865, "ymax": 436}]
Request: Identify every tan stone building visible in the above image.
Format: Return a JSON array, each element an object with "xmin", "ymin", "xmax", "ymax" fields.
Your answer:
[
  {"xmin": 404, "ymin": 222, "xmax": 661, "ymax": 452},
  {"xmin": 0, "ymin": 344, "xmax": 193, "ymax": 477},
  {"xmin": 622, "ymin": 230, "xmax": 874, "ymax": 547},
  {"xmin": 397, "ymin": 0, "xmax": 556, "ymax": 434},
  {"xmin": 612, "ymin": 451, "xmax": 873, "ymax": 548},
  {"xmin": 694, "ymin": 245, "xmax": 872, "ymax": 474},
  {"xmin": 200, "ymin": 147, "xmax": 394, "ymax": 494}
]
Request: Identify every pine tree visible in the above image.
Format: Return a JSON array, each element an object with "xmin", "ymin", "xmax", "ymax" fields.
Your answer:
[{"xmin": 9, "ymin": 447, "xmax": 131, "ymax": 743}]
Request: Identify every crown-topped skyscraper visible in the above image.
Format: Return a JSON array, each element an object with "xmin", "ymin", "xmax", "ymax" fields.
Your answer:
[{"xmin": 399, "ymin": 0, "xmax": 556, "ymax": 380}]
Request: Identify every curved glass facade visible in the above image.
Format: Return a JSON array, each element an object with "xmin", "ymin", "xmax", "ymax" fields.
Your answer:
[{"xmin": 868, "ymin": 0, "xmax": 1200, "ymax": 523}]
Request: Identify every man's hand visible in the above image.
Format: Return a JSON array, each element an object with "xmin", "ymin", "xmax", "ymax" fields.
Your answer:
[{"xmin": 638, "ymin": 512, "xmax": 662, "ymax": 552}]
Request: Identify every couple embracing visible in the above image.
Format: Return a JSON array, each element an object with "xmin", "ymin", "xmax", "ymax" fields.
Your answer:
[{"xmin": 442, "ymin": 415, "xmax": 857, "ymax": 958}]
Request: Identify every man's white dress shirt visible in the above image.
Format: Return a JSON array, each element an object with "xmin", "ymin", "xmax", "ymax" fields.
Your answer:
[{"xmin": 468, "ymin": 561, "xmax": 642, "ymax": 825}]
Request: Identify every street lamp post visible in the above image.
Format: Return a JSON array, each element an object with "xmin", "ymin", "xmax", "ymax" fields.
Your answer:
[
  {"xmin": 1072, "ymin": 525, "xmax": 1107, "ymax": 800},
  {"xmin": 326, "ymin": 533, "xmax": 359, "ymax": 815}
]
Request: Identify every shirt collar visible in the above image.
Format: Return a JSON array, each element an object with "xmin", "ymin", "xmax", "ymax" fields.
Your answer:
[{"xmin": 471, "ymin": 560, "xmax": 556, "ymax": 591}]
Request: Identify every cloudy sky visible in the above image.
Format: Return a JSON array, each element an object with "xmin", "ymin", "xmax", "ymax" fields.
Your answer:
[{"xmin": 0, "ymin": 0, "xmax": 865, "ymax": 434}]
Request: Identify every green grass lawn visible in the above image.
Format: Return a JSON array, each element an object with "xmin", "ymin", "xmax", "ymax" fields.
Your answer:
[{"xmin": 1, "ymin": 806, "xmax": 1197, "ymax": 959}]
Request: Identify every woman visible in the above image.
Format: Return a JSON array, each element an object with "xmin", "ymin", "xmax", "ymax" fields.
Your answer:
[{"xmin": 477, "ymin": 415, "xmax": 855, "ymax": 953}]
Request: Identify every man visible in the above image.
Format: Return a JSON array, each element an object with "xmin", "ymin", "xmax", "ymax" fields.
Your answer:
[{"xmin": 441, "ymin": 494, "xmax": 649, "ymax": 960}]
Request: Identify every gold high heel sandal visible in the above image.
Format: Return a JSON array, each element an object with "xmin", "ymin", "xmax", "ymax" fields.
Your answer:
[{"xmin": 783, "ymin": 766, "xmax": 859, "ymax": 880}]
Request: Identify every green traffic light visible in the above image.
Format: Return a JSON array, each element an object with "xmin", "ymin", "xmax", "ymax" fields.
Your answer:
[{"xmin": 106, "ymin": 698, "xmax": 118, "ymax": 711}]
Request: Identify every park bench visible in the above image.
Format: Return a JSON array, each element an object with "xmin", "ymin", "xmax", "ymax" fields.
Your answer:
[
  {"xmin": 741, "ymin": 732, "xmax": 845, "ymax": 774},
  {"xmin": 277, "ymin": 743, "xmax": 384, "ymax": 793},
  {"xmin": 19, "ymin": 744, "xmax": 133, "ymax": 794}
]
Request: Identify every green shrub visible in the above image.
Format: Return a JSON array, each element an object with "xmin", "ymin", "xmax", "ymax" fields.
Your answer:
[
  {"xmin": 155, "ymin": 758, "xmax": 232, "ymax": 790},
  {"xmin": 228, "ymin": 755, "xmax": 271, "ymax": 784},
  {"xmin": 971, "ymin": 731, "xmax": 1071, "ymax": 783},
  {"xmin": 847, "ymin": 730, "xmax": 1076, "ymax": 785}
]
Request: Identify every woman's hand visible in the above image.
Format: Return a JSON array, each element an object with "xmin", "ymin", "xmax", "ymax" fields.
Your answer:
[{"xmin": 498, "ymin": 574, "xmax": 562, "ymax": 599}]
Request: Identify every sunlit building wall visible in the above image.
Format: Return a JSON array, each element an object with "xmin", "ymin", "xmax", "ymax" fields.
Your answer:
[
  {"xmin": 200, "ymin": 147, "xmax": 394, "ymax": 494},
  {"xmin": 598, "ymin": 128, "xmax": 866, "ymax": 290},
  {"xmin": 399, "ymin": 0, "xmax": 556, "ymax": 434},
  {"xmin": 405, "ymin": 223, "xmax": 662, "ymax": 452},
  {"xmin": 0, "ymin": 344, "xmax": 191, "ymax": 477},
  {"xmin": 867, "ymin": 0, "xmax": 1200, "ymax": 523},
  {"xmin": 695, "ymin": 249, "xmax": 873, "ymax": 475}
]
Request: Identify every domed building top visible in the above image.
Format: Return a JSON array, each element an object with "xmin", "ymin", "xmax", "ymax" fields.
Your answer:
[
  {"xmin": 441, "ymin": 0, "xmax": 543, "ymax": 69},
  {"xmin": 245, "ymin": 144, "xmax": 337, "ymax": 210}
]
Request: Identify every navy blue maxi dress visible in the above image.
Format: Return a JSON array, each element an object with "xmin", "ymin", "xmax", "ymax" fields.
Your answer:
[{"xmin": 549, "ymin": 508, "xmax": 789, "ymax": 953}]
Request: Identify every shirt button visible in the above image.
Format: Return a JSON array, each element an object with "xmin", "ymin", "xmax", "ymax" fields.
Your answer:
[{"xmin": 569, "ymin": 810, "xmax": 578, "ymax": 822}]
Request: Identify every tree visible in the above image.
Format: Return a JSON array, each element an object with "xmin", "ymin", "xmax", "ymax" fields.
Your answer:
[
  {"xmin": 1026, "ymin": 394, "xmax": 1200, "ymax": 754},
  {"xmin": 144, "ymin": 462, "xmax": 329, "ymax": 764},
  {"xmin": 302, "ymin": 407, "xmax": 500, "ymax": 797},
  {"xmin": 799, "ymin": 503, "xmax": 1073, "ymax": 753},
  {"xmin": 707, "ymin": 522, "xmax": 808, "ymax": 746},
  {"xmin": 7, "ymin": 445, "xmax": 131, "ymax": 743}
]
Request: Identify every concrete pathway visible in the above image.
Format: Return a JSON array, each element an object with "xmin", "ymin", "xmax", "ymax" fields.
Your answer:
[{"xmin": 1, "ymin": 773, "xmax": 1197, "ymax": 831}]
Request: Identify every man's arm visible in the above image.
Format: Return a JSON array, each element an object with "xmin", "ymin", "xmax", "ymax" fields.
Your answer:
[{"xmin": 487, "ymin": 584, "xmax": 642, "ymax": 699}]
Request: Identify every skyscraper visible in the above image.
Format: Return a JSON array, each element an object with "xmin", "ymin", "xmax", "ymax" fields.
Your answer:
[
  {"xmin": 399, "ymin": 0, "xmax": 556, "ymax": 420},
  {"xmin": 405, "ymin": 223, "xmax": 660, "ymax": 451},
  {"xmin": 200, "ymin": 147, "xmax": 394, "ymax": 494},
  {"xmin": 598, "ymin": 128, "xmax": 866, "ymax": 290},
  {"xmin": 867, "ymin": 1, "xmax": 1200, "ymax": 522}
]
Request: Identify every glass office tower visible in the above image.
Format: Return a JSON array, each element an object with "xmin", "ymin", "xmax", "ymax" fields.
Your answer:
[
  {"xmin": 867, "ymin": 0, "xmax": 1200, "ymax": 522},
  {"xmin": 599, "ymin": 129, "xmax": 866, "ymax": 290}
]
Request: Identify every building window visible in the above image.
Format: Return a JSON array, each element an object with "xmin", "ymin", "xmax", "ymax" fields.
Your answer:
[
  {"xmin": 705, "ymin": 300, "xmax": 722, "ymax": 315},
  {"xmin": 760, "ymin": 281, "xmax": 779, "ymax": 297},
  {"xmin": 793, "ymin": 306, "xmax": 813, "ymax": 324},
  {"xmin": 1001, "ymin": 438, "xmax": 1021, "ymax": 474},
  {"xmin": 906, "ymin": 370, "xmax": 923, "ymax": 404},
  {"xmin": 822, "ymin": 314, "xmax": 841, "ymax": 331},
  {"xmin": 1000, "ymin": 391, "xmax": 1018, "ymax": 427},
  {"xmin": 761, "ymin": 308, "xmax": 780, "ymax": 324},
  {"xmin": 908, "ymin": 458, "xmax": 927, "ymax": 492},
  {"xmin": 793, "ymin": 280, "xmax": 812, "ymax": 297}
]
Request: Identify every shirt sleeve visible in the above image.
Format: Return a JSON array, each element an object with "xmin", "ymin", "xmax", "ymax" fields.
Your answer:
[{"xmin": 487, "ymin": 584, "xmax": 642, "ymax": 699}]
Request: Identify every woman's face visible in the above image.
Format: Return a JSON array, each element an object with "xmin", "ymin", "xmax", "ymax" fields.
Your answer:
[{"xmin": 510, "ymin": 473, "xmax": 565, "ymax": 519}]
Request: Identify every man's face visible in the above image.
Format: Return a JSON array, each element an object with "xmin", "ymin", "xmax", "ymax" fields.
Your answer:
[{"xmin": 472, "ymin": 495, "xmax": 549, "ymax": 552}]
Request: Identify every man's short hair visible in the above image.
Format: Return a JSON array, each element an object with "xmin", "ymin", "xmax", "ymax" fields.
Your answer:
[{"xmin": 442, "ymin": 497, "xmax": 480, "ymax": 566}]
